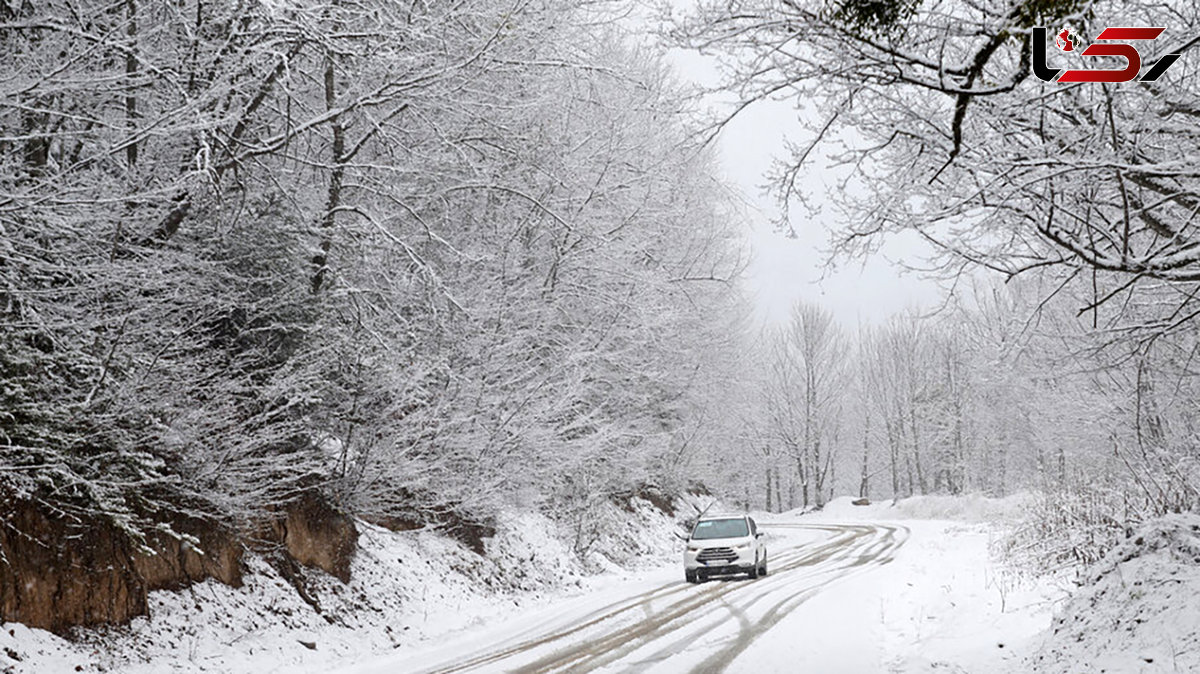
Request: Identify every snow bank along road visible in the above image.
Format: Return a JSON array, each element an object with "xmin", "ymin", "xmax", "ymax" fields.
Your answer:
[{"xmin": 343, "ymin": 522, "xmax": 910, "ymax": 673}]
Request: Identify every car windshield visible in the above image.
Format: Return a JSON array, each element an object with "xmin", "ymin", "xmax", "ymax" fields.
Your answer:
[{"xmin": 691, "ymin": 518, "xmax": 749, "ymax": 540}]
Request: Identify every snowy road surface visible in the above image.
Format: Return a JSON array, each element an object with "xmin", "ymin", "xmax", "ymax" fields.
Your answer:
[
  {"xmin": 0, "ymin": 501, "xmax": 1066, "ymax": 674},
  {"xmin": 337, "ymin": 517, "xmax": 1058, "ymax": 674},
  {"xmin": 401, "ymin": 523, "xmax": 902, "ymax": 673},
  {"xmin": 340, "ymin": 521, "xmax": 977, "ymax": 673},
  {"xmin": 335, "ymin": 514, "xmax": 1062, "ymax": 674}
]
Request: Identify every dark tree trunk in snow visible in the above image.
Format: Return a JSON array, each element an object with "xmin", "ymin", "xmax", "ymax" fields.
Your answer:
[{"xmin": 311, "ymin": 52, "xmax": 346, "ymax": 295}]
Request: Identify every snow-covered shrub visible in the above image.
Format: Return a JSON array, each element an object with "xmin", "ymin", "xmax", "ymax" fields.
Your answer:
[
  {"xmin": 1000, "ymin": 489, "xmax": 1144, "ymax": 574},
  {"xmin": 1028, "ymin": 513, "xmax": 1200, "ymax": 673}
]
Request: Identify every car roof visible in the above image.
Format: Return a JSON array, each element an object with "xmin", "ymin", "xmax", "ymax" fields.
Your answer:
[{"xmin": 697, "ymin": 513, "xmax": 749, "ymax": 521}]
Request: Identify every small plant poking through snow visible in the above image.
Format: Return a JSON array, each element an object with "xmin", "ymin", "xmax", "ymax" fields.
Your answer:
[{"xmin": 999, "ymin": 489, "xmax": 1140, "ymax": 577}]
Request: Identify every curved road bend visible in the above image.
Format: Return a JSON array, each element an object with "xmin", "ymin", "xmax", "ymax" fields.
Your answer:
[{"xmin": 391, "ymin": 522, "xmax": 909, "ymax": 674}]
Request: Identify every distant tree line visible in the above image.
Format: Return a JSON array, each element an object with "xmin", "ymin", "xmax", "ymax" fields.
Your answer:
[{"xmin": 677, "ymin": 0, "xmax": 1200, "ymax": 566}]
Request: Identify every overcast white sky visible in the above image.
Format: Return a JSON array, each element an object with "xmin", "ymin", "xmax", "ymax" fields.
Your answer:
[{"xmin": 653, "ymin": 10, "xmax": 947, "ymax": 329}]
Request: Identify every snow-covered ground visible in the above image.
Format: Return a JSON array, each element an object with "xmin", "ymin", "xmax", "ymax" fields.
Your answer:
[
  {"xmin": 791, "ymin": 496, "xmax": 1071, "ymax": 673},
  {"xmin": 4, "ymin": 494, "xmax": 1197, "ymax": 674},
  {"xmin": 333, "ymin": 495, "xmax": 1068, "ymax": 673},
  {"xmin": 0, "ymin": 498, "xmax": 691, "ymax": 674},
  {"xmin": 1025, "ymin": 513, "xmax": 1200, "ymax": 673}
]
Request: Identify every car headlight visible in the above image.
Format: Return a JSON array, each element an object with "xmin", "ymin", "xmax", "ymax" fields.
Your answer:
[
  {"xmin": 734, "ymin": 543, "xmax": 750, "ymax": 550},
  {"xmin": 687, "ymin": 545, "xmax": 700, "ymax": 552}
]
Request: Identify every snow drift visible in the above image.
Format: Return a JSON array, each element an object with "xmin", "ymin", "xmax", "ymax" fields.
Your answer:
[
  {"xmin": 1028, "ymin": 513, "xmax": 1200, "ymax": 673},
  {"xmin": 802, "ymin": 493, "xmax": 1034, "ymax": 524}
]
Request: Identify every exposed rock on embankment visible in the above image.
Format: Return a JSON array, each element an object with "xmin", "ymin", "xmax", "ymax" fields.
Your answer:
[
  {"xmin": 0, "ymin": 488, "xmax": 358, "ymax": 633},
  {"xmin": 0, "ymin": 490, "xmax": 692, "ymax": 673}
]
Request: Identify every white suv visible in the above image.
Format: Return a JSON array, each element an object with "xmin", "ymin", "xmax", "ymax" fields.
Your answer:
[{"xmin": 683, "ymin": 515, "xmax": 767, "ymax": 583}]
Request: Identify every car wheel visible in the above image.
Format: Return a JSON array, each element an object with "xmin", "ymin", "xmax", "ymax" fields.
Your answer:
[
  {"xmin": 685, "ymin": 569, "xmax": 698, "ymax": 584},
  {"xmin": 759, "ymin": 559, "xmax": 768, "ymax": 577}
]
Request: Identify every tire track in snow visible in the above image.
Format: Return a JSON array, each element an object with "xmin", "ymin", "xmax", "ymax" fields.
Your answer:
[
  {"xmin": 686, "ymin": 524, "xmax": 908, "ymax": 673},
  {"xmin": 418, "ymin": 522, "xmax": 909, "ymax": 674},
  {"xmin": 564, "ymin": 527, "xmax": 890, "ymax": 673}
]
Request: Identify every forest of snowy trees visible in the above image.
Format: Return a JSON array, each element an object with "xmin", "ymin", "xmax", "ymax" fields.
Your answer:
[
  {"xmin": 0, "ymin": 0, "xmax": 750, "ymax": 569},
  {"xmin": 5, "ymin": 0, "xmax": 1200, "ymax": 637},
  {"xmin": 678, "ymin": 0, "xmax": 1200, "ymax": 568}
]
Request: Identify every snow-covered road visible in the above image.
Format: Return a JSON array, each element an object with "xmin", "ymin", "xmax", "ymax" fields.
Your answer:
[
  {"xmin": 338, "ymin": 518, "xmax": 1059, "ymax": 674},
  {"xmin": 405, "ymin": 523, "xmax": 902, "ymax": 673},
  {"xmin": 0, "ymin": 498, "xmax": 1075, "ymax": 674}
]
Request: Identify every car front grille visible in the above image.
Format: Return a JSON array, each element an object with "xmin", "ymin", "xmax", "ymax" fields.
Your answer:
[{"xmin": 696, "ymin": 547, "xmax": 737, "ymax": 563}]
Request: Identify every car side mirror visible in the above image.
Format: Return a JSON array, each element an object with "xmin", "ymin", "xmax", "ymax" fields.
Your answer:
[
  {"xmin": 755, "ymin": 532, "xmax": 763, "ymax": 539},
  {"xmin": 674, "ymin": 531, "xmax": 689, "ymax": 542}
]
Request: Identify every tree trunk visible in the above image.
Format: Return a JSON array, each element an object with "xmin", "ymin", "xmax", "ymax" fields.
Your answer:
[
  {"xmin": 814, "ymin": 436, "xmax": 825, "ymax": 508},
  {"xmin": 125, "ymin": 0, "xmax": 139, "ymax": 168},
  {"xmin": 905, "ymin": 454, "xmax": 915, "ymax": 497},
  {"xmin": 860, "ymin": 406, "xmax": 870, "ymax": 498},
  {"xmin": 952, "ymin": 400, "xmax": 964, "ymax": 494},
  {"xmin": 765, "ymin": 468, "xmax": 773, "ymax": 513},
  {"xmin": 311, "ymin": 51, "xmax": 347, "ymax": 294},
  {"xmin": 773, "ymin": 467, "xmax": 783, "ymax": 514},
  {"xmin": 888, "ymin": 421, "xmax": 899, "ymax": 502},
  {"xmin": 910, "ymin": 410, "xmax": 927, "ymax": 494},
  {"xmin": 859, "ymin": 449, "xmax": 869, "ymax": 499}
]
